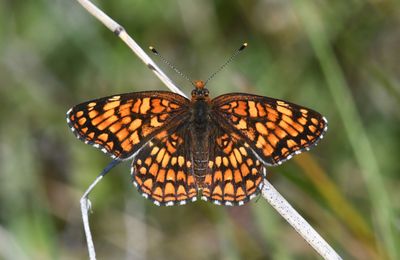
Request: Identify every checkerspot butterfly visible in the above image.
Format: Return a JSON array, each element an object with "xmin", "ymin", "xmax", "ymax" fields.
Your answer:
[{"xmin": 67, "ymin": 80, "xmax": 327, "ymax": 206}]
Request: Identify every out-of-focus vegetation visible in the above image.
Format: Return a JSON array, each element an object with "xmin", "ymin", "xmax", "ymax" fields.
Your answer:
[{"xmin": 1, "ymin": 1, "xmax": 399, "ymax": 259}]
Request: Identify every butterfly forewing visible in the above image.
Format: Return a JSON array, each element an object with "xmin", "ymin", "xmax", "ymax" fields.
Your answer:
[
  {"xmin": 201, "ymin": 125, "xmax": 264, "ymax": 205},
  {"xmin": 212, "ymin": 93, "xmax": 328, "ymax": 166},
  {"xmin": 66, "ymin": 91, "xmax": 190, "ymax": 159},
  {"xmin": 131, "ymin": 121, "xmax": 198, "ymax": 206}
]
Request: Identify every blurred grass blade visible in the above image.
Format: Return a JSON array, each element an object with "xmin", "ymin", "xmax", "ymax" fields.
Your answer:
[{"xmin": 293, "ymin": 2, "xmax": 399, "ymax": 259}]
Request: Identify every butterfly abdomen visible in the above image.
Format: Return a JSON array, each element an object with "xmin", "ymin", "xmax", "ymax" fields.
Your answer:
[{"xmin": 189, "ymin": 99, "xmax": 212, "ymax": 179}]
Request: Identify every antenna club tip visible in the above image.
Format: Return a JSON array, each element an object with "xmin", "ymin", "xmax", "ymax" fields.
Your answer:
[
  {"xmin": 149, "ymin": 46, "xmax": 158, "ymax": 54},
  {"xmin": 239, "ymin": 42, "xmax": 248, "ymax": 51}
]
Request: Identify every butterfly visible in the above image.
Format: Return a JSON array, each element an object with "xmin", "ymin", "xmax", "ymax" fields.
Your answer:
[{"xmin": 66, "ymin": 80, "xmax": 327, "ymax": 206}]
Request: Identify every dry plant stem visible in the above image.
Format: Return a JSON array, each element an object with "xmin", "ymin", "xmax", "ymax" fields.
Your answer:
[
  {"xmin": 74, "ymin": 0, "xmax": 342, "ymax": 259},
  {"xmin": 261, "ymin": 170, "xmax": 342, "ymax": 260}
]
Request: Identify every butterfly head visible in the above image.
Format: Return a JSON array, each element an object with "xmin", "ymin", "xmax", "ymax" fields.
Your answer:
[{"xmin": 191, "ymin": 80, "xmax": 210, "ymax": 101}]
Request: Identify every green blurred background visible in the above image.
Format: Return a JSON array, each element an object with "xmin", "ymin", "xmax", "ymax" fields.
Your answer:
[{"xmin": 1, "ymin": 0, "xmax": 399, "ymax": 259}]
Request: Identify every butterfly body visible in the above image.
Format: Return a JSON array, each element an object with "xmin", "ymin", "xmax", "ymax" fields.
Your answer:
[{"xmin": 67, "ymin": 81, "xmax": 327, "ymax": 206}]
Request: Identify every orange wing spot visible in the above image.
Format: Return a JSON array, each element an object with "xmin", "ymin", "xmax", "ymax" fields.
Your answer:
[
  {"xmin": 178, "ymin": 156, "xmax": 185, "ymax": 167},
  {"xmin": 277, "ymin": 105, "xmax": 292, "ymax": 116},
  {"xmin": 205, "ymin": 174, "xmax": 212, "ymax": 185},
  {"xmin": 156, "ymin": 169, "xmax": 166, "ymax": 183},
  {"xmin": 255, "ymin": 122, "xmax": 268, "ymax": 136},
  {"xmin": 70, "ymin": 115, "xmax": 75, "ymax": 121},
  {"xmin": 264, "ymin": 144, "xmax": 274, "ymax": 156},
  {"xmin": 150, "ymin": 116, "xmax": 163, "ymax": 127},
  {"xmin": 139, "ymin": 98, "xmax": 150, "ymax": 114},
  {"xmin": 164, "ymin": 182, "xmax": 175, "ymax": 196},
  {"xmin": 88, "ymin": 132, "xmax": 95, "ymax": 139},
  {"xmin": 240, "ymin": 163, "xmax": 250, "ymax": 177},
  {"xmin": 153, "ymin": 187, "xmax": 163, "ymax": 199},
  {"xmin": 307, "ymin": 135, "xmax": 315, "ymax": 141},
  {"xmin": 121, "ymin": 117, "xmax": 131, "ymax": 124},
  {"xmin": 291, "ymin": 120, "xmax": 304, "ymax": 132},
  {"xmin": 277, "ymin": 100, "xmax": 289, "ymax": 107},
  {"xmin": 150, "ymin": 146, "xmax": 160, "ymax": 156},
  {"xmin": 132, "ymin": 99, "xmax": 142, "ymax": 113},
  {"xmin": 267, "ymin": 133, "xmax": 280, "ymax": 147},
  {"xmin": 137, "ymin": 159, "xmax": 142, "ymax": 165},
  {"xmin": 246, "ymin": 158, "xmax": 254, "ymax": 166},
  {"xmin": 298, "ymin": 117, "xmax": 307, "ymax": 125},
  {"xmin": 166, "ymin": 169, "xmax": 176, "ymax": 181},
  {"xmin": 145, "ymin": 157, "xmax": 152, "ymax": 166},
  {"xmin": 208, "ymin": 161, "xmax": 214, "ymax": 168},
  {"xmin": 186, "ymin": 161, "xmax": 192, "ymax": 168},
  {"xmin": 161, "ymin": 153, "xmax": 171, "ymax": 168},
  {"xmin": 88, "ymin": 110, "xmax": 98, "ymax": 119},
  {"xmin": 78, "ymin": 117, "xmax": 86, "ymax": 125},
  {"xmin": 301, "ymin": 139, "xmax": 307, "ymax": 145},
  {"xmin": 233, "ymin": 148, "xmax": 243, "ymax": 164},
  {"xmin": 215, "ymin": 156, "xmax": 222, "ymax": 167},
  {"xmin": 256, "ymin": 103, "xmax": 267, "ymax": 117},
  {"xmin": 224, "ymin": 169, "xmax": 233, "ymax": 180},
  {"xmin": 98, "ymin": 115, "xmax": 118, "ymax": 130},
  {"xmin": 236, "ymin": 187, "xmax": 245, "ymax": 198},
  {"xmin": 248, "ymin": 101, "xmax": 258, "ymax": 117},
  {"xmin": 279, "ymin": 120, "xmax": 298, "ymax": 137},
  {"xmin": 142, "ymin": 179, "xmax": 153, "ymax": 192},
  {"xmin": 239, "ymin": 147, "xmax": 248, "ymax": 156},
  {"xmin": 229, "ymin": 153, "xmax": 238, "ymax": 168},
  {"xmin": 160, "ymin": 99, "xmax": 169, "ymax": 106},
  {"xmin": 177, "ymin": 171, "xmax": 185, "ymax": 181},
  {"xmin": 118, "ymin": 102, "xmax": 132, "ymax": 111},
  {"xmin": 187, "ymin": 175, "xmax": 195, "ymax": 185},
  {"xmin": 135, "ymin": 176, "xmax": 143, "ymax": 187},
  {"xmin": 119, "ymin": 108, "xmax": 131, "ymax": 118},
  {"xmin": 170, "ymin": 156, "xmax": 177, "ymax": 166},
  {"xmin": 115, "ymin": 128, "xmax": 129, "ymax": 141},
  {"xmin": 287, "ymin": 139, "xmax": 297, "ymax": 149},
  {"xmin": 256, "ymin": 135, "xmax": 267, "ymax": 149},
  {"xmin": 103, "ymin": 100, "xmax": 121, "ymax": 111},
  {"xmin": 156, "ymin": 148, "xmax": 166, "ymax": 163},
  {"xmin": 224, "ymin": 183, "xmax": 235, "ymax": 198},
  {"xmin": 80, "ymin": 127, "xmax": 88, "ymax": 134},
  {"xmin": 234, "ymin": 101, "xmax": 248, "ymax": 116},
  {"xmin": 234, "ymin": 169, "xmax": 243, "ymax": 182},
  {"xmin": 169, "ymin": 103, "xmax": 180, "ymax": 109},
  {"xmin": 149, "ymin": 163, "xmax": 159, "ymax": 176},
  {"xmin": 267, "ymin": 111, "xmax": 278, "ymax": 122},
  {"xmin": 246, "ymin": 180, "xmax": 255, "ymax": 193},
  {"xmin": 300, "ymin": 109, "xmax": 309, "ymax": 114},
  {"xmin": 121, "ymin": 139, "xmax": 133, "ymax": 152},
  {"xmin": 266, "ymin": 122, "xmax": 276, "ymax": 130},
  {"xmin": 251, "ymin": 168, "xmax": 258, "ymax": 174},
  {"xmin": 274, "ymin": 127, "xmax": 287, "ymax": 139},
  {"xmin": 127, "ymin": 131, "xmax": 138, "ymax": 147},
  {"xmin": 98, "ymin": 133, "xmax": 108, "ymax": 142},
  {"xmin": 164, "ymin": 196, "xmax": 175, "ymax": 202},
  {"xmin": 282, "ymin": 114, "xmax": 294, "ymax": 125},
  {"xmin": 223, "ymin": 157, "xmax": 229, "ymax": 167},
  {"xmin": 236, "ymin": 119, "xmax": 247, "ymax": 129},
  {"xmin": 88, "ymin": 102, "xmax": 97, "ymax": 107},
  {"xmin": 212, "ymin": 185, "xmax": 223, "ymax": 197},
  {"xmin": 281, "ymin": 147, "xmax": 289, "ymax": 155},
  {"xmin": 166, "ymin": 142, "xmax": 176, "ymax": 154},
  {"xmin": 214, "ymin": 171, "xmax": 223, "ymax": 182},
  {"xmin": 220, "ymin": 104, "xmax": 231, "ymax": 110},
  {"xmin": 109, "ymin": 123, "xmax": 122, "ymax": 133},
  {"xmin": 223, "ymin": 142, "xmax": 233, "ymax": 154},
  {"xmin": 308, "ymin": 125, "xmax": 317, "ymax": 133},
  {"xmin": 128, "ymin": 118, "xmax": 142, "ymax": 132},
  {"xmin": 91, "ymin": 116, "xmax": 103, "ymax": 126},
  {"xmin": 230, "ymin": 115, "xmax": 239, "ymax": 123},
  {"xmin": 177, "ymin": 185, "xmax": 186, "ymax": 196},
  {"xmin": 138, "ymin": 166, "xmax": 147, "ymax": 175},
  {"xmin": 76, "ymin": 111, "xmax": 84, "ymax": 117}
]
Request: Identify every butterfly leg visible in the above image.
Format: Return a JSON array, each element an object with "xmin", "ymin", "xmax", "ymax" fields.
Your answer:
[{"xmin": 80, "ymin": 159, "xmax": 120, "ymax": 260}]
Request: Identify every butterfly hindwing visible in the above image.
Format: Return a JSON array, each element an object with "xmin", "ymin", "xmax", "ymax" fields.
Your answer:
[
  {"xmin": 131, "ymin": 121, "xmax": 198, "ymax": 206},
  {"xmin": 211, "ymin": 93, "xmax": 328, "ymax": 165},
  {"xmin": 201, "ymin": 125, "xmax": 264, "ymax": 206},
  {"xmin": 66, "ymin": 91, "xmax": 190, "ymax": 159}
]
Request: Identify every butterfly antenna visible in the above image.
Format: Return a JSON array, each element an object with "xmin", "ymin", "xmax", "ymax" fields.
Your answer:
[
  {"xmin": 149, "ymin": 46, "xmax": 195, "ymax": 87},
  {"xmin": 204, "ymin": 42, "xmax": 248, "ymax": 86}
]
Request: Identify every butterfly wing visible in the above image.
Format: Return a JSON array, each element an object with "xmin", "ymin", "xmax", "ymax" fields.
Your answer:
[
  {"xmin": 131, "ymin": 120, "xmax": 198, "ymax": 206},
  {"xmin": 200, "ymin": 124, "xmax": 264, "ymax": 206},
  {"xmin": 211, "ymin": 93, "xmax": 327, "ymax": 166},
  {"xmin": 66, "ymin": 91, "xmax": 190, "ymax": 159}
]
